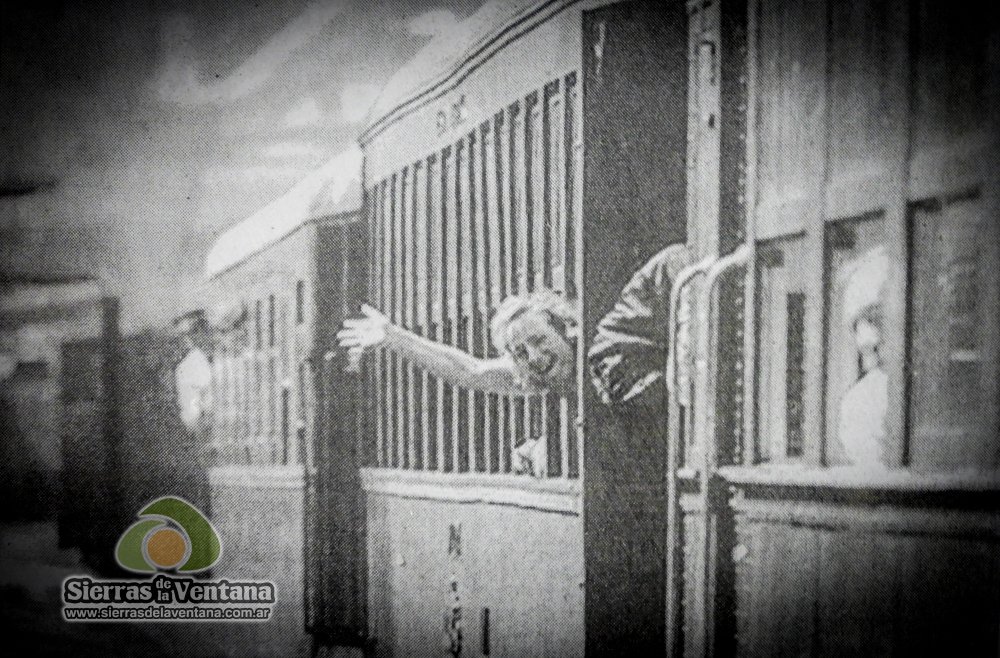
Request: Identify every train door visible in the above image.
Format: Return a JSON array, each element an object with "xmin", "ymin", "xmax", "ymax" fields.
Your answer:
[
  {"xmin": 304, "ymin": 219, "xmax": 369, "ymax": 652},
  {"xmin": 580, "ymin": 0, "xmax": 688, "ymax": 655}
]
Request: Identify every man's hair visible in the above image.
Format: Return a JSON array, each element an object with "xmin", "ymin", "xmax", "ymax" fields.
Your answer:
[
  {"xmin": 173, "ymin": 309, "xmax": 209, "ymax": 337},
  {"xmin": 490, "ymin": 290, "xmax": 578, "ymax": 354}
]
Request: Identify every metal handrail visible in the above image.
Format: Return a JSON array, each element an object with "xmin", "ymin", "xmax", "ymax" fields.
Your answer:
[
  {"xmin": 666, "ymin": 255, "xmax": 718, "ymax": 399},
  {"xmin": 664, "ymin": 253, "xmax": 716, "ymax": 656},
  {"xmin": 692, "ymin": 244, "xmax": 750, "ymax": 657}
]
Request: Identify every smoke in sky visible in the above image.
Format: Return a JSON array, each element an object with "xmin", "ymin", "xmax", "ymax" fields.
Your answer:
[{"xmin": 1, "ymin": 0, "xmax": 484, "ymax": 330}]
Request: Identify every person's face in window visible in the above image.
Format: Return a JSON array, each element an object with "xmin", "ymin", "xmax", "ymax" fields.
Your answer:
[
  {"xmin": 853, "ymin": 305, "xmax": 883, "ymax": 372},
  {"xmin": 505, "ymin": 310, "xmax": 575, "ymax": 390}
]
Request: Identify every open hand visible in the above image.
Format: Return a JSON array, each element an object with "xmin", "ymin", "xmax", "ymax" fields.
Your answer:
[{"xmin": 337, "ymin": 304, "xmax": 390, "ymax": 362}]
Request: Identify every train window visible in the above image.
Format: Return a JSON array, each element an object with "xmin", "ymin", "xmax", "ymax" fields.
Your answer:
[
  {"xmin": 908, "ymin": 194, "xmax": 999, "ymax": 470},
  {"xmin": 364, "ymin": 75, "xmax": 581, "ymax": 481},
  {"xmin": 753, "ymin": 236, "xmax": 807, "ymax": 463},
  {"xmin": 295, "ymin": 280, "xmax": 305, "ymax": 324},
  {"xmin": 823, "ymin": 215, "xmax": 887, "ymax": 468},
  {"xmin": 748, "ymin": 0, "xmax": 998, "ymax": 475}
]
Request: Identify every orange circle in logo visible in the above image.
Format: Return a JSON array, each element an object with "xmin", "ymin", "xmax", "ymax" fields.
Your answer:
[{"xmin": 146, "ymin": 528, "xmax": 187, "ymax": 569}]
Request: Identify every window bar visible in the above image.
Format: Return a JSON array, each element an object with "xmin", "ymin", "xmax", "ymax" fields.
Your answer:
[
  {"xmin": 527, "ymin": 90, "xmax": 549, "ymax": 468},
  {"xmin": 245, "ymin": 354, "xmax": 253, "ymax": 461},
  {"xmin": 481, "ymin": 119, "xmax": 500, "ymax": 473},
  {"xmin": 494, "ymin": 110, "xmax": 512, "ymax": 473},
  {"xmin": 400, "ymin": 166, "xmax": 415, "ymax": 470},
  {"xmin": 268, "ymin": 356, "xmax": 276, "ymax": 461},
  {"xmin": 376, "ymin": 180, "xmax": 389, "ymax": 467},
  {"xmin": 543, "ymin": 81, "xmax": 559, "ymax": 290},
  {"xmin": 377, "ymin": 179, "xmax": 389, "ymax": 466},
  {"xmin": 511, "ymin": 99, "xmax": 527, "ymax": 456},
  {"xmin": 551, "ymin": 81, "xmax": 571, "ymax": 479},
  {"xmin": 471, "ymin": 129, "xmax": 488, "ymax": 473},
  {"xmin": 413, "ymin": 160, "xmax": 428, "ymax": 470},
  {"xmin": 392, "ymin": 168, "xmax": 408, "ymax": 468},
  {"xmin": 364, "ymin": 186, "xmax": 376, "ymax": 467},
  {"xmin": 569, "ymin": 70, "xmax": 584, "ymax": 478},
  {"xmin": 386, "ymin": 174, "xmax": 399, "ymax": 467},
  {"xmin": 442, "ymin": 146, "xmax": 457, "ymax": 472},
  {"xmin": 545, "ymin": 80, "xmax": 570, "ymax": 478},
  {"xmin": 228, "ymin": 355, "xmax": 236, "ymax": 455},
  {"xmin": 455, "ymin": 138, "xmax": 470, "ymax": 473},
  {"xmin": 428, "ymin": 154, "xmax": 443, "ymax": 471},
  {"xmin": 366, "ymin": 184, "xmax": 379, "ymax": 468}
]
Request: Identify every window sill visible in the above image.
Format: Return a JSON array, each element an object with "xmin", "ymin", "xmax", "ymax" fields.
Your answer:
[
  {"xmin": 208, "ymin": 464, "xmax": 305, "ymax": 489},
  {"xmin": 717, "ymin": 464, "xmax": 1000, "ymax": 493},
  {"xmin": 359, "ymin": 467, "xmax": 582, "ymax": 515}
]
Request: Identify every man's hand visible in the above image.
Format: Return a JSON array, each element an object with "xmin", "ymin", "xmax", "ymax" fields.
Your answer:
[{"xmin": 337, "ymin": 304, "xmax": 391, "ymax": 364}]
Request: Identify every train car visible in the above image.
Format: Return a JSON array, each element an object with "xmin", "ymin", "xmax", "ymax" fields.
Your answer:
[
  {"xmin": 201, "ymin": 146, "xmax": 363, "ymax": 468},
  {"xmin": 358, "ymin": 0, "xmax": 687, "ymax": 654},
  {"xmin": 0, "ymin": 277, "xmax": 118, "ymax": 567},
  {"xmin": 200, "ymin": 147, "xmax": 367, "ymax": 654},
  {"xmin": 357, "ymin": 0, "xmax": 999, "ymax": 656},
  {"xmin": 685, "ymin": 0, "xmax": 1000, "ymax": 655}
]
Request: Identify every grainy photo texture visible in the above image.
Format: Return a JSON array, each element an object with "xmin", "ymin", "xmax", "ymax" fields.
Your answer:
[{"xmin": 1, "ymin": 0, "xmax": 998, "ymax": 656}]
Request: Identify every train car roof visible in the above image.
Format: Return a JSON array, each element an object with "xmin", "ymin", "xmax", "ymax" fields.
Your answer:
[
  {"xmin": 362, "ymin": 0, "xmax": 542, "ymax": 140},
  {"xmin": 204, "ymin": 146, "xmax": 362, "ymax": 279}
]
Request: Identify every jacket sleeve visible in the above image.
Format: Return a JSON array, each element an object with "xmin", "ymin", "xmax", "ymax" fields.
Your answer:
[{"xmin": 588, "ymin": 245, "xmax": 687, "ymax": 405}]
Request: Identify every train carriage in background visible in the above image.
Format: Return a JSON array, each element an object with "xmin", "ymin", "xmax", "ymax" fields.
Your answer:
[
  {"xmin": 0, "ymin": 278, "xmax": 119, "ymax": 566},
  {"xmin": 355, "ymin": 0, "xmax": 999, "ymax": 656},
  {"xmin": 199, "ymin": 147, "xmax": 367, "ymax": 655}
]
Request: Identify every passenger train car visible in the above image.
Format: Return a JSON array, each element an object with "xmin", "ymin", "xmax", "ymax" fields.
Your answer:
[
  {"xmin": 354, "ymin": 0, "xmax": 999, "ymax": 656},
  {"xmin": 199, "ymin": 146, "xmax": 367, "ymax": 652}
]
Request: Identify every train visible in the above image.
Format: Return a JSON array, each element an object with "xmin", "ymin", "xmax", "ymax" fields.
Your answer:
[
  {"xmin": 347, "ymin": 0, "xmax": 999, "ymax": 655},
  {"xmin": 47, "ymin": 0, "xmax": 999, "ymax": 656}
]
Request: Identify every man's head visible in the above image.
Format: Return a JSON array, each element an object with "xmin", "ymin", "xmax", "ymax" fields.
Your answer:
[
  {"xmin": 172, "ymin": 310, "xmax": 210, "ymax": 351},
  {"xmin": 843, "ymin": 246, "xmax": 889, "ymax": 372},
  {"xmin": 491, "ymin": 291, "xmax": 577, "ymax": 390}
]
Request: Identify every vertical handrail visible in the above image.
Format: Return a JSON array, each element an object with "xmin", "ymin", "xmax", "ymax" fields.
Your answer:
[
  {"xmin": 664, "ymin": 254, "xmax": 716, "ymax": 656},
  {"xmin": 692, "ymin": 244, "xmax": 750, "ymax": 657}
]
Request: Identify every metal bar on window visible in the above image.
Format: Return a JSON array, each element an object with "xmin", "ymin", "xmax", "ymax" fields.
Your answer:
[
  {"xmin": 376, "ymin": 180, "xmax": 388, "ymax": 466},
  {"xmin": 429, "ymin": 154, "xmax": 444, "ymax": 471},
  {"xmin": 470, "ymin": 129, "xmax": 488, "ymax": 473},
  {"xmin": 528, "ymin": 91, "xmax": 549, "ymax": 469},
  {"xmin": 399, "ymin": 167, "xmax": 416, "ymax": 468},
  {"xmin": 480, "ymin": 120, "xmax": 498, "ymax": 473},
  {"xmin": 548, "ymin": 81, "xmax": 570, "ymax": 479},
  {"xmin": 413, "ymin": 160, "xmax": 428, "ymax": 470},
  {"xmin": 511, "ymin": 99, "xmax": 528, "ymax": 455},
  {"xmin": 386, "ymin": 174, "xmax": 399, "ymax": 467},
  {"xmin": 392, "ymin": 168, "xmax": 409, "ymax": 468},
  {"xmin": 570, "ymin": 71, "xmax": 584, "ymax": 479},
  {"xmin": 495, "ymin": 110, "xmax": 512, "ymax": 473},
  {"xmin": 460, "ymin": 133, "xmax": 476, "ymax": 473},
  {"xmin": 443, "ymin": 146, "xmax": 457, "ymax": 472}
]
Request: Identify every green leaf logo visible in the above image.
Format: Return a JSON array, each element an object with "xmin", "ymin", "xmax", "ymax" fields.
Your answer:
[{"xmin": 114, "ymin": 497, "xmax": 222, "ymax": 573}]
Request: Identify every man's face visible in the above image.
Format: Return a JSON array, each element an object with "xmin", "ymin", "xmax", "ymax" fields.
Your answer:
[
  {"xmin": 853, "ymin": 305, "xmax": 883, "ymax": 371},
  {"xmin": 504, "ymin": 310, "xmax": 575, "ymax": 389}
]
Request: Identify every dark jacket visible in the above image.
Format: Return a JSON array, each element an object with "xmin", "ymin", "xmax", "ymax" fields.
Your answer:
[{"xmin": 588, "ymin": 244, "xmax": 690, "ymax": 405}]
